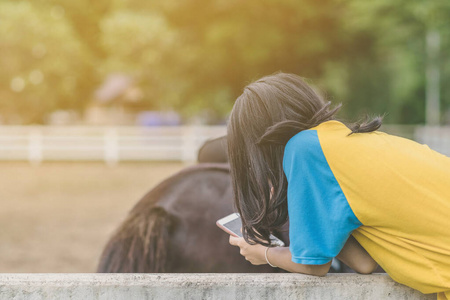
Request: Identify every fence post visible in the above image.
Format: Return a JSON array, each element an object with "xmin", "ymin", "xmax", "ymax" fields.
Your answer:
[
  {"xmin": 104, "ymin": 128, "xmax": 119, "ymax": 166},
  {"xmin": 28, "ymin": 127, "xmax": 43, "ymax": 165},
  {"xmin": 181, "ymin": 126, "xmax": 197, "ymax": 162}
]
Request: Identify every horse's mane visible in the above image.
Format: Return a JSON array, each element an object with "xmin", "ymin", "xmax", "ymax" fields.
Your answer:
[{"xmin": 97, "ymin": 163, "xmax": 231, "ymax": 273}]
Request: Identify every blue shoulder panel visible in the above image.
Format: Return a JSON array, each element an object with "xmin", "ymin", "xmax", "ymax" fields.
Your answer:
[{"xmin": 283, "ymin": 130, "xmax": 362, "ymax": 265}]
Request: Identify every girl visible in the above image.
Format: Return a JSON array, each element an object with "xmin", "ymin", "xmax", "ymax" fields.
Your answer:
[{"xmin": 227, "ymin": 73, "xmax": 450, "ymax": 299}]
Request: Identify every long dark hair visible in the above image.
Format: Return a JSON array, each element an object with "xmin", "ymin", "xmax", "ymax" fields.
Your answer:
[{"xmin": 227, "ymin": 72, "xmax": 382, "ymax": 246}]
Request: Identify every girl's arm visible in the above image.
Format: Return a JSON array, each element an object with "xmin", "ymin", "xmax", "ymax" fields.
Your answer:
[
  {"xmin": 229, "ymin": 236, "xmax": 331, "ymax": 276},
  {"xmin": 229, "ymin": 234, "xmax": 377, "ymax": 275},
  {"xmin": 266, "ymin": 245, "xmax": 331, "ymax": 276},
  {"xmin": 336, "ymin": 235, "xmax": 378, "ymax": 274}
]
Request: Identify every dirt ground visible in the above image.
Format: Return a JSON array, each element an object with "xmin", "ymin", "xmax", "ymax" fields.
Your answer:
[{"xmin": 0, "ymin": 162, "xmax": 185, "ymax": 272}]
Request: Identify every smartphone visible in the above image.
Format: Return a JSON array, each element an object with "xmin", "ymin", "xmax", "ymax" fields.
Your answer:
[{"xmin": 216, "ymin": 213, "xmax": 285, "ymax": 247}]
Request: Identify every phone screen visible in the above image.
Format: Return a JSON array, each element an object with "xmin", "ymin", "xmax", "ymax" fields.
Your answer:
[
  {"xmin": 222, "ymin": 217, "xmax": 243, "ymax": 237},
  {"xmin": 217, "ymin": 213, "xmax": 285, "ymax": 247}
]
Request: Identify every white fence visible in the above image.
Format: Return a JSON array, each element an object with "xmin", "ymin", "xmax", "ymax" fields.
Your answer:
[
  {"xmin": 0, "ymin": 126, "xmax": 227, "ymax": 164},
  {"xmin": 414, "ymin": 126, "xmax": 450, "ymax": 156},
  {"xmin": 0, "ymin": 125, "xmax": 449, "ymax": 164}
]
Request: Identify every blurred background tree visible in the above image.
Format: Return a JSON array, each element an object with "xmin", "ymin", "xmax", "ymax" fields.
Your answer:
[
  {"xmin": 342, "ymin": 0, "xmax": 450, "ymax": 124},
  {"xmin": 0, "ymin": 1, "xmax": 91, "ymax": 123},
  {"xmin": 0, "ymin": 0, "xmax": 449, "ymax": 124}
]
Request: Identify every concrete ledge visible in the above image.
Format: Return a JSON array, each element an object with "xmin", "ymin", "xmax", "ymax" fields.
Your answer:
[{"xmin": 0, "ymin": 273, "xmax": 435, "ymax": 300}]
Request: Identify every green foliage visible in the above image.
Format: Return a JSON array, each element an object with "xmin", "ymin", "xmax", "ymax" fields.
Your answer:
[
  {"xmin": 1, "ymin": 0, "xmax": 449, "ymax": 124},
  {"xmin": 0, "ymin": 1, "xmax": 89, "ymax": 123},
  {"xmin": 338, "ymin": 0, "xmax": 450, "ymax": 124}
]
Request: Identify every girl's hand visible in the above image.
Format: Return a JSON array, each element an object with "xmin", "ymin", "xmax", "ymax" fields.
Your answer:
[
  {"xmin": 230, "ymin": 235, "xmax": 332, "ymax": 276},
  {"xmin": 229, "ymin": 235, "xmax": 267, "ymax": 265}
]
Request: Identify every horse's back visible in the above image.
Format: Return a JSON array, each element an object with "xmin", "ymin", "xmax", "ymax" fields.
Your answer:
[{"xmin": 98, "ymin": 163, "xmax": 276, "ymax": 273}]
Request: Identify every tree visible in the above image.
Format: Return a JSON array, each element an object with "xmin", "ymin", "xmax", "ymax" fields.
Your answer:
[
  {"xmin": 342, "ymin": 0, "xmax": 450, "ymax": 124},
  {"xmin": 0, "ymin": 1, "xmax": 90, "ymax": 123}
]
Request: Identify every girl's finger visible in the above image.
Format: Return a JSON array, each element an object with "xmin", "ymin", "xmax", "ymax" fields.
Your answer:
[{"xmin": 229, "ymin": 235, "xmax": 241, "ymax": 246}]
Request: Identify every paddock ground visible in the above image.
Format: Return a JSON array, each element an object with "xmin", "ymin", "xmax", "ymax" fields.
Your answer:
[{"xmin": 0, "ymin": 162, "xmax": 185, "ymax": 272}]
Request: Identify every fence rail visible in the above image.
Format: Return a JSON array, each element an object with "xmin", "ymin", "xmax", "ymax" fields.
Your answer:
[
  {"xmin": 0, "ymin": 273, "xmax": 435, "ymax": 300},
  {"xmin": 0, "ymin": 126, "xmax": 226, "ymax": 164},
  {"xmin": 0, "ymin": 125, "xmax": 449, "ymax": 164}
]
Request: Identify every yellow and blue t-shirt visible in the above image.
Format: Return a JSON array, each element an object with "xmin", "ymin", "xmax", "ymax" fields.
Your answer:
[{"xmin": 283, "ymin": 120, "xmax": 450, "ymax": 298}]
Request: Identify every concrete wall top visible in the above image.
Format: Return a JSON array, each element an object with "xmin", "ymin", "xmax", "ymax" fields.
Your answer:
[{"xmin": 0, "ymin": 273, "xmax": 435, "ymax": 300}]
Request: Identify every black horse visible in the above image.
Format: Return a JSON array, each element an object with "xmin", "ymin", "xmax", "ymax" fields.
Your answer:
[{"xmin": 97, "ymin": 163, "xmax": 287, "ymax": 273}]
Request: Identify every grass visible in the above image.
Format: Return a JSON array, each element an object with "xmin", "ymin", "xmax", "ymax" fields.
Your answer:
[{"xmin": 0, "ymin": 162, "xmax": 185, "ymax": 272}]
